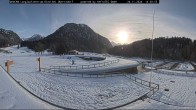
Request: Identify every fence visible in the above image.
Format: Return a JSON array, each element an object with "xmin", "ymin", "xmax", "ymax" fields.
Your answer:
[
  {"xmin": 41, "ymin": 67, "xmax": 125, "ymax": 78},
  {"xmin": 41, "ymin": 67, "xmax": 159, "ymax": 96},
  {"xmin": 50, "ymin": 59, "xmax": 120, "ymax": 71},
  {"xmin": 124, "ymin": 74, "xmax": 159, "ymax": 96},
  {"xmin": 155, "ymin": 70, "xmax": 196, "ymax": 77}
]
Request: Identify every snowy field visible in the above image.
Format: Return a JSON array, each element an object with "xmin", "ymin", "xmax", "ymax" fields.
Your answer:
[
  {"xmin": 136, "ymin": 72, "xmax": 196, "ymax": 107},
  {"xmin": 145, "ymin": 61, "xmax": 164, "ymax": 67},
  {"xmin": 1, "ymin": 45, "xmax": 196, "ymax": 109},
  {"xmin": 0, "ymin": 46, "xmax": 149, "ymax": 109},
  {"xmin": 13, "ymin": 71, "xmax": 150, "ymax": 109},
  {"xmin": 158, "ymin": 62, "xmax": 177, "ymax": 70},
  {"xmin": 0, "ymin": 46, "xmax": 139, "ymax": 74},
  {"xmin": 143, "ymin": 61, "xmax": 165, "ymax": 70},
  {"xmin": 0, "ymin": 66, "xmax": 57, "ymax": 109},
  {"xmin": 192, "ymin": 62, "xmax": 196, "ymax": 66},
  {"xmin": 175, "ymin": 63, "xmax": 194, "ymax": 71},
  {"xmin": 119, "ymin": 71, "xmax": 196, "ymax": 109}
]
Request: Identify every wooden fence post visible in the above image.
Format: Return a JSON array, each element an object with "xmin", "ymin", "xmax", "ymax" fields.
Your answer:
[
  {"xmin": 5, "ymin": 60, "xmax": 13, "ymax": 74},
  {"xmin": 36, "ymin": 57, "xmax": 41, "ymax": 72}
]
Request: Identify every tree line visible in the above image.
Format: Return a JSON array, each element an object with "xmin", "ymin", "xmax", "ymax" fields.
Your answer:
[
  {"xmin": 109, "ymin": 37, "xmax": 196, "ymax": 61},
  {"xmin": 21, "ymin": 36, "xmax": 196, "ymax": 61},
  {"xmin": 20, "ymin": 41, "xmax": 68, "ymax": 55}
]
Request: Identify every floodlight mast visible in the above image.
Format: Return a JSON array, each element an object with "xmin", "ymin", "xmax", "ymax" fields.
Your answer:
[{"xmin": 150, "ymin": 10, "xmax": 155, "ymax": 87}]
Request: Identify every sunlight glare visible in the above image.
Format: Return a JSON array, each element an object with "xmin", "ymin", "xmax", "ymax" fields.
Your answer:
[{"xmin": 118, "ymin": 31, "xmax": 128, "ymax": 44}]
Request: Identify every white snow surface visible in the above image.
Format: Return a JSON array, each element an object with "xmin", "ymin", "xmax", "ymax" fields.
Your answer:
[
  {"xmin": 145, "ymin": 61, "xmax": 164, "ymax": 68},
  {"xmin": 119, "ymin": 71, "xmax": 196, "ymax": 109},
  {"xmin": 0, "ymin": 66, "xmax": 57, "ymax": 109},
  {"xmin": 159, "ymin": 62, "xmax": 177, "ymax": 69},
  {"xmin": 0, "ymin": 46, "xmax": 149, "ymax": 109},
  {"xmin": 14, "ymin": 72, "xmax": 150, "ymax": 109},
  {"xmin": 175, "ymin": 63, "xmax": 194, "ymax": 71},
  {"xmin": 192, "ymin": 62, "xmax": 196, "ymax": 66},
  {"xmin": 135, "ymin": 72, "xmax": 196, "ymax": 108},
  {"xmin": 1, "ymin": 46, "xmax": 196, "ymax": 109}
]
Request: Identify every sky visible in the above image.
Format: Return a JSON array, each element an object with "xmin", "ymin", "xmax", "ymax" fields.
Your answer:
[{"xmin": 0, "ymin": 0, "xmax": 196, "ymax": 44}]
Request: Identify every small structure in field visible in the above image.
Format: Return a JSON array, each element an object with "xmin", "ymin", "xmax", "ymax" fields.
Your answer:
[{"xmin": 68, "ymin": 50, "xmax": 79, "ymax": 55}]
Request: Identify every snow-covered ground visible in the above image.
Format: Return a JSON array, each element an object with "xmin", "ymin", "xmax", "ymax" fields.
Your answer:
[
  {"xmin": 156, "ymin": 69, "xmax": 196, "ymax": 77},
  {"xmin": 158, "ymin": 62, "xmax": 177, "ymax": 70},
  {"xmin": 119, "ymin": 71, "xmax": 196, "ymax": 109},
  {"xmin": 1, "ymin": 45, "xmax": 196, "ymax": 109},
  {"xmin": 175, "ymin": 63, "xmax": 194, "ymax": 71},
  {"xmin": 0, "ymin": 46, "xmax": 139, "ymax": 75},
  {"xmin": 0, "ymin": 46, "xmax": 148, "ymax": 109},
  {"xmin": 144, "ymin": 61, "xmax": 164, "ymax": 68},
  {"xmin": 129, "ymin": 57, "xmax": 150, "ymax": 63},
  {"xmin": 0, "ymin": 66, "xmax": 57, "ymax": 109},
  {"xmin": 13, "ymin": 71, "xmax": 150, "ymax": 109},
  {"xmin": 119, "ymin": 98, "xmax": 191, "ymax": 109},
  {"xmin": 136, "ymin": 72, "xmax": 196, "ymax": 107},
  {"xmin": 192, "ymin": 62, "xmax": 196, "ymax": 66}
]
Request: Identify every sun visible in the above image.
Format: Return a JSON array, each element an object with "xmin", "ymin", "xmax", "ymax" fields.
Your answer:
[{"xmin": 118, "ymin": 31, "xmax": 128, "ymax": 44}]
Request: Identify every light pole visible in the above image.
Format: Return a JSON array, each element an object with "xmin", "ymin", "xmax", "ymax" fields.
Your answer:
[{"xmin": 150, "ymin": 10, "xmax": 155, "ymax": 87}]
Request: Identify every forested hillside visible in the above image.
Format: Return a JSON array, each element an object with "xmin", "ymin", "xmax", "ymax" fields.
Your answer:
[{"xmin": 109, "ymin": 37, "xmax": 196, "ymax": 61}]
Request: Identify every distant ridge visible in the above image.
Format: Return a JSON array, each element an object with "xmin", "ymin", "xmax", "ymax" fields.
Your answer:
[
  {"xmin": 0, "ymin": 28, "xmax": 22, "ymax": 47},
  {"xmin": 26, "ymin": 34, "xmax": 44, "ymax": 41}
]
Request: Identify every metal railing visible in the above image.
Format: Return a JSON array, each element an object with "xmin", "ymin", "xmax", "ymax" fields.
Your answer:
[
  {"xmin": 41, "ymin": 67, "xmax": 124, "ymax": 78},
  {"xmin": 124, "ymin": 74, "xmax": 159, "ymax": 96},
  {"xmin": 50, "ymin": 59, "xmax": 120, "ymax": 71},
  {"xmin": 155, "ymin": 70, "xmax": 196, "ymax": 77}
]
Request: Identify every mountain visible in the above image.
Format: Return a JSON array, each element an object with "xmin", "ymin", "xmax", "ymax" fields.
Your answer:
[
  {"xmin": 0, "ymin": 28, "xmax": 22, "ymax": 47},
  {"xmin": 109, "ymin": 37, "xmax": 196, "ymax": 61},
  {"xmin": 26, "ymin": 34, "xmax": 44, "ymax": 41},
  {"xmin": 21, "ymin": 23, "xmax": 112, "ymax": 53},
  {"xmin": 43, "ymin": 23, "xmax": 112, "ymax": 52},
  {"xmin": 111, "ymin": 41, "xmax": 120, "ymax": 47}
]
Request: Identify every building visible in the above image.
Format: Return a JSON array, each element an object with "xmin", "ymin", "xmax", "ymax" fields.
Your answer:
[{"xmin": 68, "ymin": 50, "xmax": 79, "ymax": 55}]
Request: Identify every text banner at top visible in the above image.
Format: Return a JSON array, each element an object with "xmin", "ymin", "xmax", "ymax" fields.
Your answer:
[{"xmin": 10, "ymin": 0, "xmax": 159, "ymax": 4}]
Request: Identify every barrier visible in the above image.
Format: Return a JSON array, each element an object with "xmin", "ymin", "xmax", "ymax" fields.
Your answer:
[
  {"xmin": 124, "ymin": 74, "xmax": 159, "ymax": 96},
  {"xmin": 41, "ymin": 67, "xmax": 125, "ymax": 78},
  {"xmin": 50, "ymin": 59, "xmax": 120, "ymax": 71},
  {"xmin": 155, "ymin": 70, "xmax": 196, "ymax": 77}
]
